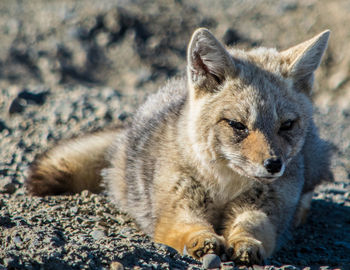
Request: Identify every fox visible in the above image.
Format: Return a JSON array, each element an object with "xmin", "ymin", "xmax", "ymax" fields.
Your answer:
[{"xmin": 26, "ymin": 28, "xmax": 333, "ymax": 265}]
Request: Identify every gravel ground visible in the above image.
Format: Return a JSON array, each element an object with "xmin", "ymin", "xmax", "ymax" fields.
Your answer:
[{"xmin": 0, "ymin": 1, "xmax": 349, "ymax": 269}]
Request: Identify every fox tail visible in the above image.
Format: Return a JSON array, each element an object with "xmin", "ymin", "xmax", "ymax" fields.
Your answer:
[{"xmin": 26, "ymin": 130, "xmax": 117, "ymax": 196}]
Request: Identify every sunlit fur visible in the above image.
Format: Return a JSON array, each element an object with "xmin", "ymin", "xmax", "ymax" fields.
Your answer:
[{"xmin": 27, "ymin": 28, "xmax": 333, "ymax": 265}]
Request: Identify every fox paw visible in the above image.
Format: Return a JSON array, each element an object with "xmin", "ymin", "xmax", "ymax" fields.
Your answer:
[
  {"xmin": 227, "ymin": 238, "xmax": 265, "ymax": 265},
  {"xmin": 185, "ymin": 231, "xmax": 225, "ymax": 259}
]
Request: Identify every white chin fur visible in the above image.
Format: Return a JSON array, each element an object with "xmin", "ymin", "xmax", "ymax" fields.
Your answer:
[{"xmin": 229, "ymin": 162, "xmax": 286, "ymax": 180}]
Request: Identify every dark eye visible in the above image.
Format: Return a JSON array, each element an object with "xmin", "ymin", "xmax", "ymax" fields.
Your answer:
[
  {"xmin": 279, "ymin": 119, "xmax": 294, "ymax": 132},
  {"xmin": 226, "ymin": 119, "xmax": 247, "ymax": 131}
]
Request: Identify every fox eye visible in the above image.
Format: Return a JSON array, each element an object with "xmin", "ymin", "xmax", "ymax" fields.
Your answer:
[
  {"xmin": 226, "ymin": 119, "xmax": 247, "ymax": 132},
  {"xmin": 279, "ymin": 119, "xmax": 294, "ymax": 132}
]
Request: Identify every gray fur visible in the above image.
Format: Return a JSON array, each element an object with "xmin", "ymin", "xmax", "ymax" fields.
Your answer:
[{"xmin": 27, "ymin": 28, "xmax": 333, "ymax": 265}]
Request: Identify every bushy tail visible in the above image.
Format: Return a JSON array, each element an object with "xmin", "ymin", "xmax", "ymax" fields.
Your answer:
[{"xmin": 26, "ymin": 130, "xmax": 118, "ymax": 196}]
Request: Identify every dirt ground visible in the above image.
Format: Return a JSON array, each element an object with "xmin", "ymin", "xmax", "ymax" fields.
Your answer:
[{"xmin": 0, "ymin": 0, "xmax": 349, "ymax": 269}]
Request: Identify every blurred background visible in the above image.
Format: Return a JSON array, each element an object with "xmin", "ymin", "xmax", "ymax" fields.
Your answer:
[{"xmin": 0, "ymin": 0, "xmax": 349, "ymax": 107}]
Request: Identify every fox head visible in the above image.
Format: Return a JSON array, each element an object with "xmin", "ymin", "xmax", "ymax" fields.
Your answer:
[{"xmin": 186, "ymin": 28, "xmax": 329, "ymax": 182}]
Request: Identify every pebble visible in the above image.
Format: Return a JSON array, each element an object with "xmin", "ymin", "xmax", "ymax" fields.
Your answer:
[
  {"xmin": 222, "ymin": 28, "xmax": 241, "ymax": 46},
  {"xmin": 81, "ymin": 190, "xmax": 92, "ymax": 198},
  {"xmin": 91, "ymin": 229, "xmax": 105, "ymax": 240},
  {"xmin": 0, "ymin": 120, "xmax": 8, "ymax": 132},
  {"xmin": 9, "ymin": 98, "xmax": 26, "ymax": 114},
  {"xmin": 70, "ymin": 207, "xmax": 78, "ymax": 214},
  {"xmin": 202, "ymin": 254, "xmax": 221, "ymax": 269},
  {"xmin": 13, "ymin": 236, "xmax": 22, "ymax": 245},
  {"xmin": 1, "ymin": 183, "xmax": 16, "ymax": 194},
  {"xmin": 17, "ymin": 89, "xmax": 49, "ymax": 105},
  {"xmin": 280, "ymin": 265, "xmax": 299, "ymax": 270},
  {"xmin": 222, "ymin": 261, "xmax": 235, "ymax": 270},
  {"xmin": 110, "ymin": 261, "xmax": 124, "ymax": 270},
  {"xmin": 335, "ymin": 241, "xmax": 350, "ymax": 249}
]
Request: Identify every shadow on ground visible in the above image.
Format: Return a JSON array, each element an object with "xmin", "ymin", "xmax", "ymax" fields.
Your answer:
[{"xmin": 272, "ymin": 200, "xmax": 350, "ymax": 268}]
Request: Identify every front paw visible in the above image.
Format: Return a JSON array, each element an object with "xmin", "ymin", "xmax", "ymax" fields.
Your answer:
[
  {"xmin": 185, "ymin": 231, "xmax": 226, "ymax": 259},
  {"xmin": 227, "ymin": 237, "xmax": 265, "ymax": 265}
]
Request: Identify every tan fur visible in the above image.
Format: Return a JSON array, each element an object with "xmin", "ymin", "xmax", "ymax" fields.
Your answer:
[
  {"xmin": 241, "ymin": 131, "xmax": 271, "ymax": 164},
  {"xmin": 154, "ymin": 219, "xmax": 224, "ymax": 259},
  {"xmin": 27, "ymin": 131, "xmax": 117, "ymax": 195},
  {"xmin": 27, "ymin": 28, "xmax": 333, "ymax": 265},
  {"xmin": 224, "ymin": 210, "xmax": 276, "ymax": 262}
]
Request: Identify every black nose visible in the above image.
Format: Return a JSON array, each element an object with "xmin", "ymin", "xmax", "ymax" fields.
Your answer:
[{"xmin": 264, "ymin": 158, "xmax": 283, "ymax": 174}]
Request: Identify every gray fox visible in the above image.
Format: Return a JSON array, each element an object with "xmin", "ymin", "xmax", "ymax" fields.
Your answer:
[{"xmin": 27, "ymin": 28, "xmax": 333, "ymax": 265}]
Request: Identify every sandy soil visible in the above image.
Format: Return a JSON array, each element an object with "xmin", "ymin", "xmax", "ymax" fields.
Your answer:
[{"xmin": 0, "ymin": 1, "xmax": 349, "ymax": 269}]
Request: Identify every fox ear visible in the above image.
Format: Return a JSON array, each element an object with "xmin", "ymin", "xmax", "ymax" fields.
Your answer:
[
  {"xmin": 187, "ymin": 28, "xmax": 235, "ymax": 95},
  {"xmin": 282, "ymin": 30, "xmax": 330, "ymax": 95}
]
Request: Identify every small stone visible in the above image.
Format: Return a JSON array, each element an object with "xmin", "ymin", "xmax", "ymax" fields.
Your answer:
[
  {"xmin": 13, "ymin": 236, "xmax": 22, "ymax": 245},
  {"xmin": 222, "ymin": 261, "xmax": 235, "ymax": 270},
  {"xmin": 9, "ymin": 98, "xmax": 26, "ymax": 114},
  {"xmin": 335, "ymin": 241, "xmax": 350, "ymax": 249},
  {"xmin": 70, "ymin": 207, "xmax": 78, "ymax": 214},
  {"xmin": 1, "ymin": 183, "xmax": 16, "ymax": 194},
  {"xmin": 202, "ymin": 254, "xmax": 221, "ymax": 269},
  {"xmin": 118, "ymin": 112, "xmax": 128, "ymax": 121},
  {"xmin": 110, "ymin": 261, "xmax": 124, "ymax": 270},
  {"xmin": 220, "ymin": 253, "xmax": 228, "ymax": 262},
  {"xmin": 3, "ymin": 257, "xmax": 15, "ymax": 267},
  {"xmin": 0, "ymin": 120, "xmax": 8, "ymax": 132},
  {"xmin": 328, "ymin": 70, "xmax": 349, "ymax": 90},
  {"xmin": 281, "ymin": 265, "xmax": 299, "ymax": 270},
  {"xmin": 222, "ymin": 28, "xmax": 241, "ymax": 46},
  {"xmin": 91, "ymin": 229, "xmax": 105, "ymax": 240},
  {"xmin": 81, "ymin": 189, "xmax": 92, "ymax": 198},
  {"xmin": 17, "ymin": 89, "xmax": 49, "ymax": 105}
]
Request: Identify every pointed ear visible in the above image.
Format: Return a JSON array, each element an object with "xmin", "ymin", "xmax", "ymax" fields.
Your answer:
[
  {"xmin": 187, "ymin": 28, "xmax": 235, "ymax": 95},
  {"xmin": 282, "ymin": 30, "xmax": 330, "ymax": 95}
]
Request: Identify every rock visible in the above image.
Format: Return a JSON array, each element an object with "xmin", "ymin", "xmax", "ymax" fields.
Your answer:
[
  {"xmin": 13, "ymin": 235, "xmax": 22, "ymax": 245},
  {"xmin": 279, "ymin": 0, "xmax": 298, "ymax": 12},
  {"xmin": 110, "ymin": 261, "xmax": 124, "ymax": 270},
  {"xmin": 222, "ymin": 28, "xmax": 241, "ymax": 46},
  {"xmin": 0, "ymin": 182, "xmax": 16, "ymax": 194},
  {"xmin": 202, "ymin": 254, "xmax": 221, "ymax": 269},
  {"xmin": 9, "ymin": 98, "xmax": 26, "ymax": 114},
  {"xmin": 335, "ymin": 241, "xmax": 350, "ymax": 249},
  {"xmin": 328, "ymin": 69, "xmax": 349, "ymax": 91},
  {"xmin": 9, "ymin": 89, "xmax": 49, "ymax": 114},
  {"xmin": 17, "ymin": 89, "xmax": 49, "ymax": 105},
  {"xmin": 70, "ymin": 207, "xmax": 78, "ymax": 214},
  {"xmin": 0, "ymin": 120, "xmax": 8, "ymax": 132},
  {"xmin": 91, "ymin": 229, "xmax": 105, "ymax": 240},
  {"xmin": 222, "ymin": 261, "xmax": 235, "ymax": 270},
  {"xmin": 81, "ymin": 189, "xmax": 92, "ymax": 198},
  {"xmin": 280, "ymin": 265, "xmax": 299, "ymax": 270}
]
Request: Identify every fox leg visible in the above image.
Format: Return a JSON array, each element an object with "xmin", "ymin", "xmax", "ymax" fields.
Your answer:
[
  {"xmin": 154, "ymin": 214, "xmax": 226, "ymax": 259},
  {"xmin": 153, "ymin": 177, "xmax": 226, "ymax": 259},
  {"xmin": 223, "ymin": 209, "xmax": 276, "ymax": 265},
  {"xmin": 222, "ymin": 181, "xmax": 303, "ymax": 265}
]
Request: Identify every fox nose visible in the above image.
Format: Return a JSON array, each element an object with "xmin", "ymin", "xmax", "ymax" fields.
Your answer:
[{"xmin": 264, "ymin": 158, "xmax": 283, "ymax": 174}]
